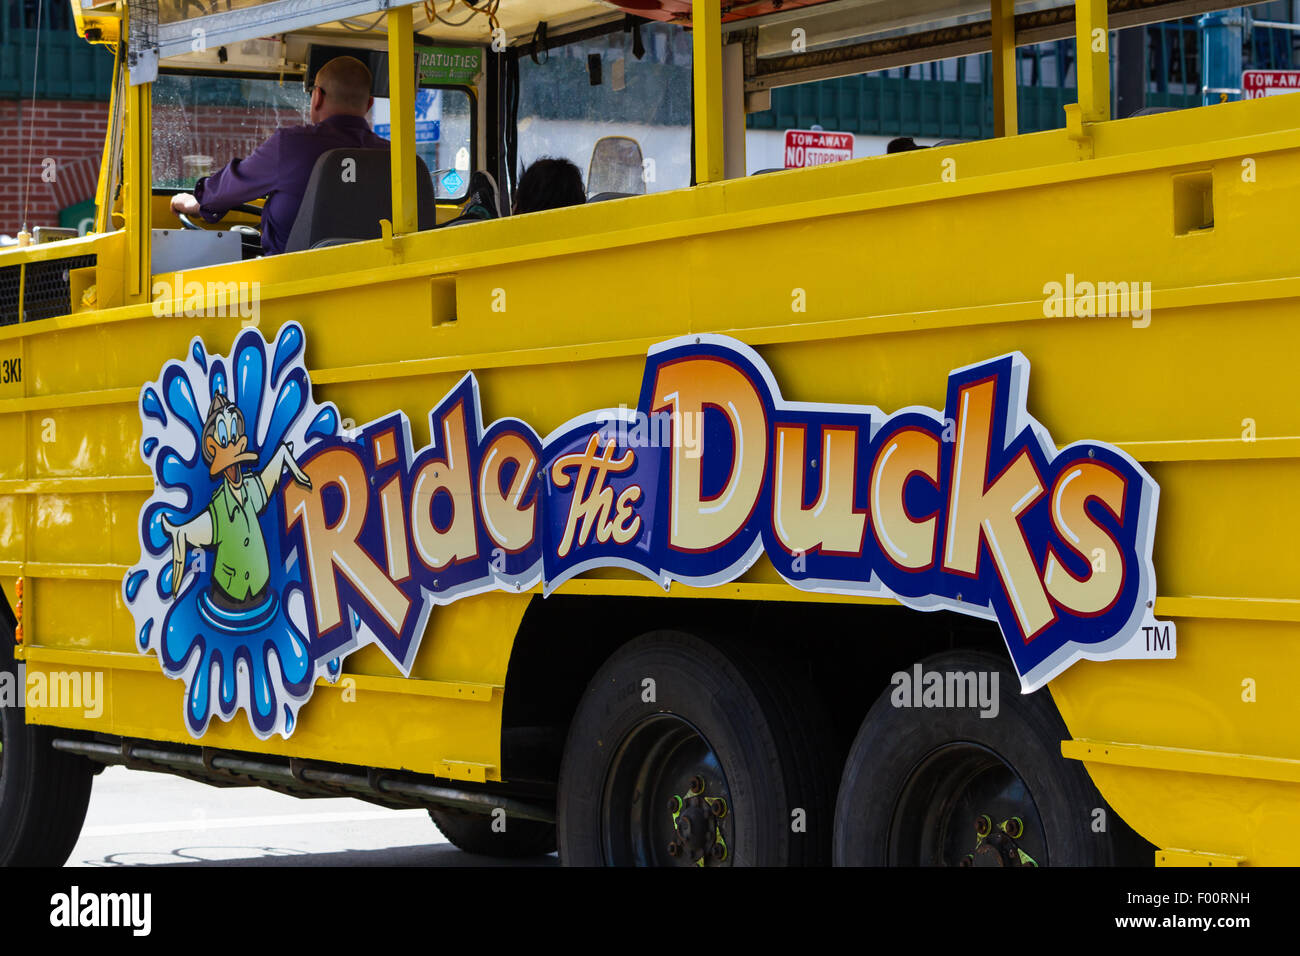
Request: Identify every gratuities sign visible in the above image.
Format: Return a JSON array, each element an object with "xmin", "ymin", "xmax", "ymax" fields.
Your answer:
[
  {"xmin": 418, "ymin": 46, "xmax": 483, "ymax": 84},
  {"xmin": 125, "ymin": 325, "xmax": 1173, "ymax": 738}
]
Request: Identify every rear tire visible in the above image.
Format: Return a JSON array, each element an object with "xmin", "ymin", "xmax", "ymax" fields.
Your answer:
[
  {"xmin": 0, "ymin": 632, "xmax": 96, "ymax": 867},
  {"xmin": 428, "ymin": 807, "xmax": 556, "ymax": 858},
  {"xmin": 833, "ymin": 648, "xmax": 1146, "ymax": 866},
  {"xmin": 557, "ymin": 629, "xmax": 837, "ymax": 866}
]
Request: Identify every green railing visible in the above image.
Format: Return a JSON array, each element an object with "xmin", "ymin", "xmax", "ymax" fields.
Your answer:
[
  {"xmin": 750, "ymin": 60, "xmax": 1083, "ymax": 140},
  {"xmin": 750, "ymin": 39, "xmax": 1200, "ymax": 140},
  {"xmin": 750, "ymin": 14, "xmax": 1292, "ymax": 141}
]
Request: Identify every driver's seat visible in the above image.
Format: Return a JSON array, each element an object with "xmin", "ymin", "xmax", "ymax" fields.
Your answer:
[{"xmin": 284, "ymin": 148, "xmax": 436, "ymax": 253}]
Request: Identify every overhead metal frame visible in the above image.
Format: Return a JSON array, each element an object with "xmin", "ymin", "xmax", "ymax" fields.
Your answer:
[{"xmin": 155, "ymin": 0, "xmax": 410, "ymax": 61}]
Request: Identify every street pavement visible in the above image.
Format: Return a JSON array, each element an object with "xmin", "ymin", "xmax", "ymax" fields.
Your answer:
[{"xmin": 67, "ymin": 765, "xmax": 558, "ymax": 867}]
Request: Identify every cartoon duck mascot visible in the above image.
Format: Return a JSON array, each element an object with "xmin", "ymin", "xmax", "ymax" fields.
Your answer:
[{"xmin": 162, "ymin": 391, "xmax": 312, "ymax": 608}]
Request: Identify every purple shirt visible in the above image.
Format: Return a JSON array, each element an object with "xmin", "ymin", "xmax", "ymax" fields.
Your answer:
[{"xmin": 193, "ymin": 114, "xmax": 390, "ymax": 255}]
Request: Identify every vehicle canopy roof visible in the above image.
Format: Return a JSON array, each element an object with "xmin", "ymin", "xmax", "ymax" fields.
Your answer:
[{"xmin": 77, "ymin": 0, "xmax": 1249, "ymax": 79}]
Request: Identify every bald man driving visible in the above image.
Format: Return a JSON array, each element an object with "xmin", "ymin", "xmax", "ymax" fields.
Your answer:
[{"xmin": 170, "ymin": 56, "xmax": 389, "ymax": 255}]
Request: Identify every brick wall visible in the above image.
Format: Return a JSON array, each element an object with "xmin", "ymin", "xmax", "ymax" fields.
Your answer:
[
  {"xmin": 1, "ymin": 98, "xmax": 310, "ymax": 235},
  {"xmin": 0, "ymin": 99, "xmax": 107, "ymax": 236},
  {"xmin": 152, "ymin": 102, "xmax": 308, "ymax": 187}
]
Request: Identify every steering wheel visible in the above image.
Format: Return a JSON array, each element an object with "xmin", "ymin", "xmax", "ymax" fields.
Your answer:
[
  {"xmin": 176, "ymin": 200, "xmax": 262, "ymax": 226},
  {"xmin": 177, "ymin": 201, "xmax": 264, "ymax": 232}
]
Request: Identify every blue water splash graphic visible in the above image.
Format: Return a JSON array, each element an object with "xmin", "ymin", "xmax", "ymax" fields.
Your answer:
[
  {"xmin": 209, "ymin": 359, "xmax": 227, "ymax": 401},
  {"xmin": 142, "ymin": 387, "xmax": 167, "ymax": 426},
  {"xmin": 124, "ymin": 569, "xmax": 147, "ymax": 601},
  {"xmin": 235, "ymin": 336, "xmax": 266, "ymax": 439},
  {"xmin": 306, "ymin": 407, "xmax": 339, "ymax": 444},
  {"xmin": 123, "ymin": 325, "xmax": 340, "ymax": 739},
  {"xmin": 270, "ymin": 323, "xmax": 303, "ymax": 388}
]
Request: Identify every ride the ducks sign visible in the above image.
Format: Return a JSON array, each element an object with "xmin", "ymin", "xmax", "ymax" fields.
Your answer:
[{"xmin": 125, "ymin": 324, "xmax": 1173, "ymax": 739}]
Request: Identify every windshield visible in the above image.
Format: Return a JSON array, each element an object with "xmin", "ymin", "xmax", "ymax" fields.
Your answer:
[
  {"xmin": 152, "ymin": 73, "xmax": 312, "ymax": 189},
  {"xmin": 152, "ymin": 72, "xmax": 474, "ymax": 202}
]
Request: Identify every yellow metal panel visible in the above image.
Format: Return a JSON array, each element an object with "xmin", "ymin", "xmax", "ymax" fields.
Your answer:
[
  {"xmin": 94, "ymin": 45, "xmax": 121, "ymax": 235},
  {"xmin": 122, "ymin": 75, "xmax": 151, "ymax": 301},
  {"xmin": 1075, "ymin": 0, "xmax": 1110, "ymax": 123},
  {"xmin": 24, "ymin": 666, "xmax": 505, "ymax": 781},
  {"xmin": 1051, "ymin": 616, "xmax": 1300, "ymax": 863},
  {"xmin": 1062, "ymin": 738, "xmax": 1300, "ymax": 784},
  {"xmin": 990, "ymin": 0, "xmax": 1017, "ymax": 136},
  {"xmin": 437, "ymin": 761, "xmax": 494, "ymax": 783},
  {"xmin": 20, "ymin": 562, "xmax": 128, "ymax": 582},
  {"xmin": 388, "ymin": 4, "xmax": 419, "ymax": 236},
  {"xmin": 692, "ymin": 0, "xmax": 724, "ymax": 184},
  {"xmin": 1050, "ymin": 621, "xmax": 1297, "ymax": 762},
  {"xmin": 1157, "ymin": 850, "xmax": 1245, "ymax": 867},
  {"xmin": 19, "ymin": 660, "xmax": 114, "ymax": 729},
  {"xmin": 23, "ymin": 647, "xmax": 155, "ymax": 672},
  {"xmin": 0, "ymin": 498, "xmax": 25, "ymax": 564}
]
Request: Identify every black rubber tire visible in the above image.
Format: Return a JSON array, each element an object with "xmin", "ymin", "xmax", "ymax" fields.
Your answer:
[
  {"xmin": 557, "ymin": 629, "xmax": 837, "ymax": 866},
  {"xmin": 833, "ymin": 648, "xmax": 1146, "ymax": 866},
  {"xmin": 0, "ymin": 633, "xmax": 96, "ymax": 867},
  {"xmin": 428, "ymin": 806, "xmax": 556, "ymax": 858}
]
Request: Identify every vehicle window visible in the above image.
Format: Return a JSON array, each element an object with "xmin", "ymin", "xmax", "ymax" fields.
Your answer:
[
  {"xmin": 517, "ymin": 22, "xmax": 693, "ymax": 195},
  {"xmin": 152, "ymin": 73, "xmax": 311, "ymax": 188},
  {"xmin": 371, "ymin": 87, "xmax": 474, "ymax": 201}
]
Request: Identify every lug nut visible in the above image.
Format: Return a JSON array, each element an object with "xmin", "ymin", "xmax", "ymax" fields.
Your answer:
[
  {"xmin": 711, "ymin": 844, "xmax": 726, "ymax": 861},
  {"xmin": 668, "ymin": 795, "xmax": 681, "ymax": 813},
  {"xmin": 1004, "ymin": 817, "xmax": 1024, "ymax": 839},
  {"xmin": 960, "ymin": 854, "xmax": 974, "ymax": 867},
  {"xmin": 667, "ymin": 841, "xmax": 681, "ymax": 857},
  {"xmin": 975, "ymin": 814, "xmax": 992, "ymax": 837},
  {"xmin": 710, "ymin": 798, "xmax": 728, "ymax": 819},
  {"xmin": 689, "ymin": 775, "xmax": 705, "ymax": 795}
]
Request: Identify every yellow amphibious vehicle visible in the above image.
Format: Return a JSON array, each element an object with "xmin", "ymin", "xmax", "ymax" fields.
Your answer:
[{"xmin": 0, "ymin": 0, "xmax": 1296, "ymax": 867}]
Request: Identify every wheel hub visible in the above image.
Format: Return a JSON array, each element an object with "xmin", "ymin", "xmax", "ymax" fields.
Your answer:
[
  {"xmin": 961, "ymin": 813, "xmax": 1038, "ymax": 867},
  {"xmin": 601, "ymin": 714, "xmax": 735, "ymax": 866},
  {"xmin": 885, "ymin": 742, "xmax": 1048, "ymax": 866},
  {"xmin": 666, "ymin": 774, "xmax": 728, "ymax": 865}
]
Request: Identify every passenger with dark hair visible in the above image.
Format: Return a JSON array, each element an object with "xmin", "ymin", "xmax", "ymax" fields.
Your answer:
[
  {"xmin": 886, "ymin": 136, "xmax": 924, "ymax": 153},
  {"xmin": 513, "ymin": 158, "xmax": 586, "ymax": 214}
]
